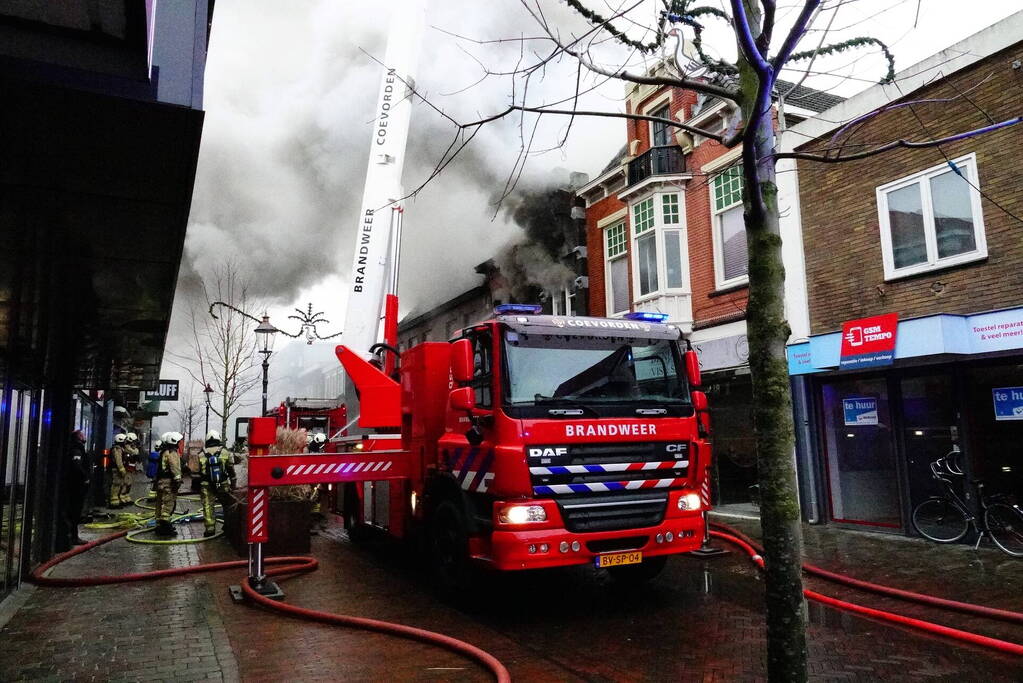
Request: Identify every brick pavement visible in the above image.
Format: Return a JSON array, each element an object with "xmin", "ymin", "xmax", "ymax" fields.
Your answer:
[{"xmin": 1, "ymin": 485, "xmax": 1022, "ymax": 681}]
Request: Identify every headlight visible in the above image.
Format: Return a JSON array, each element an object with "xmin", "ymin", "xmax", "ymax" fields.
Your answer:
[
  {"xmin": 500, "ymin": 504, "xmax": 547, "ymax": 524},
  {"xmin": 677, "ymin": 492, "xmax": 702, "ymax": 511}
]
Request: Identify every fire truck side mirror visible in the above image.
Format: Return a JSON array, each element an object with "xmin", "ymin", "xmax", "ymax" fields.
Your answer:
[
  {"xmin": 684, "ymin": 349, "xmax": 701, "ymax": 387},
  {"xmin": 450, "ymin": 386, "xmax": 476, "ymax": 412},
  {"xmin": 691, "ymin": 390, "xmax": 710, "ymax": 438},
  {"xmin": 451, "ymin": 339, "xmax": 474, "ymax": 383}
]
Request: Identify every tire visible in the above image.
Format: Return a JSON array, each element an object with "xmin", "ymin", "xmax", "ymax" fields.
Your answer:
[
  {"xmin": 608, "ymin": 555, "xmax": 668, "ymax": 584},
  {"xmin": 985, "ymin": 503, "xmax": 1023, "ymax": 557},
  {"xmin": 429, "ymin": 500, "xmax": 473, "ymax": 593},
  {"xmin": 912, "ymin": 497, "xmax": 969, "ymax": 543}
]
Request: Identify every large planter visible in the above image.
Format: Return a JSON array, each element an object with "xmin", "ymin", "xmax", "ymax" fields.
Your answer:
[{"xmin": 225, "ymin": 497, "xmax": 312, "ymax": 556}]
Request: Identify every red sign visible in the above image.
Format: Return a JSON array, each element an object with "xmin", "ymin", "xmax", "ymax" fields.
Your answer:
[{"xmin": 839, "ymin": 313, "xmax": 898, "ymax": 369}]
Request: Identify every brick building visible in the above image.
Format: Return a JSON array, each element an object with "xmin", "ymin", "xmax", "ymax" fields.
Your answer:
[
  {"xmin": 577, "ymin": 67, "xmax": 839, "ymax": 509},
  {"xmin": 783, "ymin": 13, "xmax": 1023, "ymax": 534}
]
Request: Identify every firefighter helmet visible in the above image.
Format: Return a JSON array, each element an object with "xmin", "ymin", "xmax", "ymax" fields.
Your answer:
[
  {"xmin": 205, "ymin": 430, "xmax": 221, "ymax": 444},
  {"xmin": 313, "ymin": 433, "xmax": 327, "ymax": 445},
  {"xmin": 114, "ymin": 433, "xmax": 127, "ymax": 444},
  {"xmin": 127, "ymin": 433, "xmax": 138, "ymax": 442},
  {"xmin": 154, "ymin": 440, "xmax": 162, "ymax": 450}
]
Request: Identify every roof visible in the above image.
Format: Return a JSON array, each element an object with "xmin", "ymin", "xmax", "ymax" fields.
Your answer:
[
  {"xmin": 499, "ymin": 314, "xmax": 683, "ymax": 341},
  {"xmin": 774, "ymin": 80, "xmax": 845, "ymax": 113},
  {"xmin": 785, "ymin": 10, "xmax": 1023, "ymax": 146},
  {"xmin": 398, "ymin": 285, "xmax": 489, "ymax": 333},
  {"xmin": 601, "ymin": 143, "xmax": 629, "ymax": 174}
]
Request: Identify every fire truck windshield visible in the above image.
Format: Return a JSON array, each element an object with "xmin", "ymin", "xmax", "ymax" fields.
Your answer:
[{"xmin": 503, "ymin": 331, "xmax": 691, "ymax": 416}]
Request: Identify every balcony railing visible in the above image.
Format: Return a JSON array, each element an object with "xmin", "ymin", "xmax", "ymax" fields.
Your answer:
[{"xmin": 627, "ymin": 145, "xmax": 686, "ymax": 187}]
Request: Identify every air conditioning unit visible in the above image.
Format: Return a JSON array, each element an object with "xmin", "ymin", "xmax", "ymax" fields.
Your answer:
[{"xmin": 573, "ymin": 276, "xmax": 589, "ymax": 289}]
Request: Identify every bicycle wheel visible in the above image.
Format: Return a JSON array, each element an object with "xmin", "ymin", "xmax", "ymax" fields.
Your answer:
[
  {"xmin": 985, "ymin": 503, "xmax": 1023, "ymax": 557},
  {"xmin": 912, "ymin": 497, "xmax": 969, "ymax": 543}
]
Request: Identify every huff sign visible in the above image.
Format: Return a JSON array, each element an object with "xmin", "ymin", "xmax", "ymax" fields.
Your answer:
[{"xmin": 143, "ymin": 380, "xmax": 180, "ymax": 402}]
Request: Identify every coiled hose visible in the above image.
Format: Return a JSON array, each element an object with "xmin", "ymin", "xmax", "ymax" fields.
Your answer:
[
  {"xmin": 709, "ymin": 522, "xmax": 1023, "ymax": 657},
  {"xmin": 30, "ymin": 530, "xmax": 511, "ymax": 682}
]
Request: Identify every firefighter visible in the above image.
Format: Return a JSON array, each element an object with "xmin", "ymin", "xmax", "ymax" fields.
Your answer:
[
  {"xmin": 108, "ymin": 433, "xmax": 129, "ymax": 508},
  {"xmin": 197, "ymin": 430, "xmax": 236, "ymax": 537},
  {"xmin": 123, "ymin": 432, "xmax": 140, "ymax": 505},
  {"xmin": 154, "ymin": 432, "xmax": 184, "ymax": 537},
  {"xmin": 309, "ymin": 432, "xmax": 327, "ymax": 453}
]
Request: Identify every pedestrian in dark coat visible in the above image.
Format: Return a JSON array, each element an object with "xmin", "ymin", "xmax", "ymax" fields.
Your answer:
[{"xmin": 63, "ymin": 430, "xmax": 91, "ymax": 545}]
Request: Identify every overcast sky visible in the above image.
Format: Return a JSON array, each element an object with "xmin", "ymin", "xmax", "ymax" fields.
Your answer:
[{"xmin": 155, "ymin": 1, "xmax": 1021, "ymax": 437}]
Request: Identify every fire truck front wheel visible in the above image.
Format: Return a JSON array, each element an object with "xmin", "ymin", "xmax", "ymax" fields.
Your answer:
[
  {"xmin": 607, "ymin": 555, "xmax": 668, "ymax": 585},
  {"xmin": 429, "ymin": 500, "xmax": 473, "ymax": 593}
]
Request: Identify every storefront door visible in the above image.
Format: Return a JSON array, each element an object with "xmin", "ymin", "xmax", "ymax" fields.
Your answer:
[
  {"xmin": 899, "ymin": 373, "xmax": 961, "ymax": 513},
  {"xmin": 820, "ymin": 377, "xmax": 902, "ymax": 528}
]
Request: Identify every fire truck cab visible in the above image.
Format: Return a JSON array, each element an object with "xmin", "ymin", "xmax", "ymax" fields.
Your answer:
[{"xmin": 340, "ymin": 305, "xmax": 711, "ymax": 585}]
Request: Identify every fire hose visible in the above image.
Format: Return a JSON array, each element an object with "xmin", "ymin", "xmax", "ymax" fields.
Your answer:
[
  {"xmin": 709, "ymin": 522, "xmax": 1023, "ymax": 657},
  {"xmin": 30, "ymin": 530, "xmax": 511, "ymax": 683}
]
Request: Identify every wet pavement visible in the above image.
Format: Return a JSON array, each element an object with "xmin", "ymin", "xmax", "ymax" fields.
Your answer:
[{"xmin": 1, "ymin": 484, "xmax": 1022, "ymax": 682}]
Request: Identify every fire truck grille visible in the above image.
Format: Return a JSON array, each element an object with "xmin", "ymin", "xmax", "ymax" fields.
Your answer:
[
  {"xmin": 556, "ymin": 492, "xmax": 667, "ymax": 533},
  {"xmin": 527, "ymin": 441, "xmax": 687, "ymax": 532}
]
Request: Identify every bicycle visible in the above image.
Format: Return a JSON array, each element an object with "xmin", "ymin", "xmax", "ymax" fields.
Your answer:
[{"xmin": 911, "ymin": 449, "xmax": 1023, "ymax": 557}]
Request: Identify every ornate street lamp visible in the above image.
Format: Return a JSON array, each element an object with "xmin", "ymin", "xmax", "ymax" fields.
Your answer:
[
  {"xmin": 254, "ymin": 314, "xmax": 279, "ymax": 416},
  {"xmin": 203, "ymin": 382, "xmax": 214, "ymax": 434},
  {"xmin": 208, "ymin": 301, "xmax": 342, "ymax": 418}
]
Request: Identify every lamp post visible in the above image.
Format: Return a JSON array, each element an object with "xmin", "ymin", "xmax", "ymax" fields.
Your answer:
[
  {"xmin": 254, "ymin": 315, "xmax": 279, "ymax": 416},
  {"xmin": 203, "ymin": 383, "xmax": 214, "ymax": 434}
]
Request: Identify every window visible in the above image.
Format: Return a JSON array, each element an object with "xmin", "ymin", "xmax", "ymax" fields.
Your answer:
[
  {"xmin": 629, "ymin": 193, "xmax": 688, "ymax": 300},
  {"xmin": 711, "ymin": 166, "xmax": 748, "ymax": 287},
  {"xmin": 877, "ymin": 154, "xmax": 986, "ymax": 279},
  {"xmin": 466, "ymin": 332, "xmax": 493, "ymax": 408},
  {"xmin": 550, "ymin": 287, "xmax": 578, "ymax": 317},
  {"xmin": 605, "ymin": 221, "xmax": 629, "ymax": 315},
  {"xmin": 650, "ymin": 104, "xmax": 671, "ymax": 146}
]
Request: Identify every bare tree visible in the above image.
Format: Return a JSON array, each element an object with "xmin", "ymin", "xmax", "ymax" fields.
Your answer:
[
  {"xmin": 391, "ymin": 2, "xmax": 1022, "ymax": 679},
  {"xmin": 170, "ymin": 263, "xmax": 263, "ymax": 443},
  {"xmin": 172, "ymin": 389, "xmax": 203, "ymax": 446}
]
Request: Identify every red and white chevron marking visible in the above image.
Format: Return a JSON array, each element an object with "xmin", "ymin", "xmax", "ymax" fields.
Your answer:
[
  {"xmin": 700, "ymin": 476, "xmax": 711, "ymax": 508},
  {"xmin": 247, "ymin": 487, "xmax": 269, "ymax": 542},
  {"xmin": 285, "ymin": 461, "xmax": 392, "ymax": 476}
]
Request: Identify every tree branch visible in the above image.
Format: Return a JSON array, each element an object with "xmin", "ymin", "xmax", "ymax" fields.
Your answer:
[
  {"xmin": 770, "ymin": 0, "xmax": 820, "ymax": 73},
  {"xmin": 776, "ymin": 115, "xmax": 1023, "ymax": 163}
]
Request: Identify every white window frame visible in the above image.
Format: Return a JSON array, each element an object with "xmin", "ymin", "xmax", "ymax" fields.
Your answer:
[
  {"xmin": 643, "ymin": 94, "xmax": 673, "ymax": 149},
  {"xmin": 629, "ymin": 191, "xmax": 690, "ymax": 303},
  {"xmin": 603, "ymin": 219, "xmax": 630, "ymax": 316},
  {"xmin": 710, "ymin": 165, "xmax": 749, "ymax": 289},
  {"xmin": 876, "ymin": 153, "xmax": 987, "ymax": 281}
]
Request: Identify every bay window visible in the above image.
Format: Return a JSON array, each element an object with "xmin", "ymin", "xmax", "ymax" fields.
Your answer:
[
  {"xmin": 630, "ymin": 192, "xmax": 688, "ymax": 300},
  {"xmin": 604, "ymin": 221, "xmax": 629, "ymax": 315}
]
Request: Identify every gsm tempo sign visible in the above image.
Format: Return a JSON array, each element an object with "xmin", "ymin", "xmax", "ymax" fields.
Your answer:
[
  {"xmin": 839, "ymin": 313, "xmax": 898, "ymax": 369},
  {"xmin": 143, "ymin": 380, "xmax": 179, "ymax": 402}
]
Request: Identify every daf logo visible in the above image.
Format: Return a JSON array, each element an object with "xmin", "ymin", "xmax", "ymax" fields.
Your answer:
[
  {"xmin": 666, "ymin": 443, "xmax": 688, "ymax": 453},
  {"xmin": 528, "ymin": 447, "xmax": 568, "ymax": 458}
]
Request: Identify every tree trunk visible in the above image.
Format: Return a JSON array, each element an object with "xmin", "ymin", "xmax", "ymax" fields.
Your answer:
[{"xmin": 740, "ymin": 66, "xmax": 808, "ymax": 679}]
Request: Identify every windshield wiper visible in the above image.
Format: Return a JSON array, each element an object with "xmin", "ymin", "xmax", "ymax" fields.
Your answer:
[{"xmin": 531, "ymin": 395, "xmax": 601, "ymax": 417}]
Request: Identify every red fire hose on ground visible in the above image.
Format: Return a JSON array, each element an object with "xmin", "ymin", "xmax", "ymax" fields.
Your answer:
[
  {"xmin": 30, "ymin": 530, "xmax": 511, "ymax": 683},
  {"xmin": 709, "ymin": 522, "xmax": 1023, "ymax": 657}
]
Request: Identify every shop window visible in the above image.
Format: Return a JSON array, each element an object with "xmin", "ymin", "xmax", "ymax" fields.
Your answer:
[
  {"xmin": 711, "ymin": 166, "xmax": 747, "ymax": 288},
  {"xmin": 630, "ymin": 193, "xmax": 687, "ymax": 299},
  {"xmin": 820, "ymin": 378, "xmax": 901, "ymax": 528},
  {"xmin": 604, "ymin": 221, "xmax": 629, "ymax": 315},
  {"xmin": 877, "ymin": 153, "xmax": 986, "ymax": 280}
]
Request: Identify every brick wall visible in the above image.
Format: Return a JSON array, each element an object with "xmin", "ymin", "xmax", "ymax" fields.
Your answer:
[
  {"xmin": 584, "ymin": 84, "xmax": 751, "ymax": 326},
  {"xmin": 799, "ymin": 45, "xmax": 1023, "ymax": 334}
]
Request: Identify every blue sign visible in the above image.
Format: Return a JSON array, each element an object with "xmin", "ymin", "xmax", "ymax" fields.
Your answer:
[
  {"xmin": 843, "ymin": 397, "xmax": 879, "ymax": 426},
  {"xmin": 992, "ymin": 387, "xmax": 1023, "ymax": 421}
]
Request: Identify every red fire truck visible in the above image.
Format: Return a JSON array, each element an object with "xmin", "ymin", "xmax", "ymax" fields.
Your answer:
[
  {"xmin": 333, "ymin": 305, "xmax": 712, "ymax": 585},
  {"xmin": 266, "ymin": 397, "xmax": 347, "ymax": 446},
  {"xmin": 243, "ymin": 1, "xmax": 712, "ymax": 588}
]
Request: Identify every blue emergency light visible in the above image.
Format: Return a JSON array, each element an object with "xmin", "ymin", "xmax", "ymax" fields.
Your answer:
[
  {"xmin": 623, "ymin": 311, "xmax": 669, "ymax": 323},
  {"xmin": 495, "ymin": 304, "xmax": 543, "ymax": 315}
]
